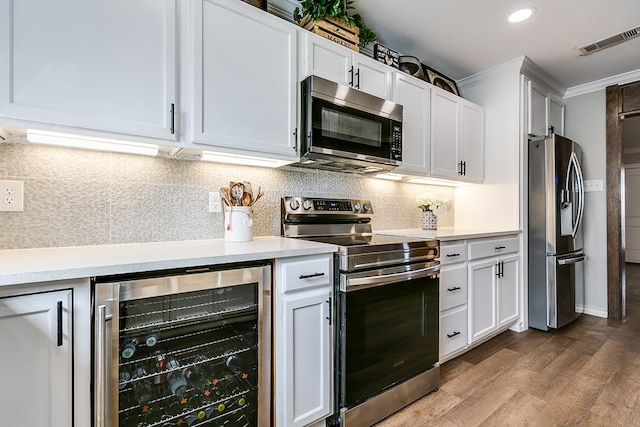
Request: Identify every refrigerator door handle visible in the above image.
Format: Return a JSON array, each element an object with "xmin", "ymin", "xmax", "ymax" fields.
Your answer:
[
  {"xmin": 572, "ymin": 151, "xmax": 585, "ymax": 238},
  {"xmin": 557, "ymin": 254, "xmax": 586, "ymax": 265},
  {"xmin": 564, "ymin": 151, "xmax": 584, "ymax": 238}
]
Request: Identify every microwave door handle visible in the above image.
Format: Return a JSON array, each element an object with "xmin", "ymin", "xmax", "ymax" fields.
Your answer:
[
  {"xmin": 95, "ymin": 305, "xmax": 111, "ymax": 427},
  {"xmin": 343, "ymin": 264, "xmax": 440, "ymax": 292}
]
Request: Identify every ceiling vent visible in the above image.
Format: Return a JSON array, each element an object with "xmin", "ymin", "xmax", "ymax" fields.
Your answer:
[{"xmin": 578, "ymin": 26, "xmax": 640, "ymax": 55}]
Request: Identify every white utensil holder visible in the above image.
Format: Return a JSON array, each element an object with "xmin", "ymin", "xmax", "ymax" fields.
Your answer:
[{"xmin": 224, "ymin": 206, "xmax": 254, "ymax": 242}]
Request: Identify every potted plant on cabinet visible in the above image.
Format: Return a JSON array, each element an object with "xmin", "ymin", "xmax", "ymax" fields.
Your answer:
[{"xmin": 293, "ymin": 0, "xmax": 377, "ymax": 51}]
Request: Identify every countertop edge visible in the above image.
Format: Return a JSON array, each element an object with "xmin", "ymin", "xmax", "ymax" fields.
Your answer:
[
  {"xmin": 374, "ymin": 228, "xmax": 522, "ymax": 241},
  {"xmin": 0, "ymin": 237, "xmax": 337, "ymax": 287}
]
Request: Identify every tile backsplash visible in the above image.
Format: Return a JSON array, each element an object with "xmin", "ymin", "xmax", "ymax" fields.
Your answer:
[{"xmin": 0, "ymin": 142, "xmax": 454, "ymax": 249}]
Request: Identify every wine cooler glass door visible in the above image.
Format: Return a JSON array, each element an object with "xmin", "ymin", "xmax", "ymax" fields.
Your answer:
[{"xmin": 94, "ymin": 264, "xmax": 271, "ymax": 427}]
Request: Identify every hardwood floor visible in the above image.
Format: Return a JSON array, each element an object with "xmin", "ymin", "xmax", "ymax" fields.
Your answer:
[{"xmin": 375, "ymin": 263, "xmax": 640, "ymax": 426}]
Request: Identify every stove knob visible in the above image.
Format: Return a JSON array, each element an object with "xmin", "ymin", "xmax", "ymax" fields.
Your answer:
[
  {"xmin": 353, "ymin": 202, "xmax": 361, "ymax": 211},
  {"xmin": 289, "ymin": 200, "xmax": 300, "ymax": 210},
  {"xmin": 302, "ymin": 200, "xmax": 313, "ymax": 210},
  {"xmin": 363, "ymin": 203, "xmax": 371, "ymax": 212}
]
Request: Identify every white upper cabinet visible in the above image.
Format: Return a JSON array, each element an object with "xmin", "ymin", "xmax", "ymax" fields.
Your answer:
[
  {"xmin": 527, "ymin": 79, "xmax": 549, "ymax": 137},
  {"xmin": 301, "ymin": 32, "xmax": 392, "ymax": 99},
  {"xmin": 0, "ymin": 0, "xmax": 177, "ymax": 141},
  {"xmin": 192, "ymin": 0, "xmax": 298, "ymax": 160},
  {"xmin": 393, "ymin": 72, "xmax": 431, "ymax": 175},
  {"xmin": 526, "ymin": 76, "xmax": 565, "ymax": 138},
  {"xmin": 459, "ymin": 101, "xmax": 485, "ymax": 182},
  {"xmin": 549, "ymin": 93, "xmax": 565, "ymax": 136},
  {"xmin": 431, "ymin": 87, "xmax": 484, "ymax": 182}
]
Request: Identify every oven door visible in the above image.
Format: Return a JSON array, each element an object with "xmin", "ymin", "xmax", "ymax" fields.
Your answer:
[{"xmin": 337, "ymin": 262, "xmax": 439, "ymax": 408}]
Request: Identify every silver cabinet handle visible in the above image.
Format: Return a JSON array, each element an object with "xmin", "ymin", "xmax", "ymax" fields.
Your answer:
[{"xmin": 94, "ymin": 305, "xmax": 111, "ymax": 427}]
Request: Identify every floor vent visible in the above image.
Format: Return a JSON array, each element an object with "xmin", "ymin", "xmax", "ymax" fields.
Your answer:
[{"xmin": 578, "ymin": 26, "xmax": 640, "ymax": 55}]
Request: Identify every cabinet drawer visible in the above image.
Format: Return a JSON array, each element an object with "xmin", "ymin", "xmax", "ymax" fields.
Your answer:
[
  {"xmin": 440, "ymin": 307, "xmax": 467, "ymax": 357},
  {"xmin": 440, "ymin": 264, "xmax": 467, "ymax": 311},
  {"xmin": 468, "ymin": 236, "xmax": 519, "ymax": 260},
  {"xmin": 278, "ymin": 255, "xmax": 332, "ymax": 293},
  {"xmin": 439, "ymin": 242, "xmax": 466, "ymax": 265}
]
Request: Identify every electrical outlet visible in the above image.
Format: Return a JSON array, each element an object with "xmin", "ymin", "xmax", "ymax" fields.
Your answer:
[
  {"xmin": 0, "ymin": 180, "xmax": 24, "ymax": 212},
  {"xmin": 583, "ymin": 179, "xmax": 603, "ymax": 192},
  {"xmin": 209, "ymin": 191, "xmax": 222, "ymax": 213}
]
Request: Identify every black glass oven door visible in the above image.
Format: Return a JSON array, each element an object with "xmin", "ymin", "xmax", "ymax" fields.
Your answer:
[{"xmin": 337, "ymin": 265, "xmax": 439, "ymax": 408}]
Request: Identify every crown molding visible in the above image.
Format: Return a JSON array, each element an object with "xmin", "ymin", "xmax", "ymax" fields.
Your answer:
[{"xmin": 564, "ymin": 68, "xmax": 640, "ymax": 99}]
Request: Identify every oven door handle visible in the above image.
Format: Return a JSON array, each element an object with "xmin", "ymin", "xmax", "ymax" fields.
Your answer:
[{"xmin": 342, "ymin": 264, "xmax": 440, "ymax": 292}]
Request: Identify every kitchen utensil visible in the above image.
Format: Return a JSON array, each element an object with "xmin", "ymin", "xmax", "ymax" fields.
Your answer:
[
  {"xmin": 242, "ymin": 192, "xmax": 251, "ymax": 207},
  {"xmin": 220, "ymin": 188, "xmax": 232, "ymax": 207},
  {"xmin": 230, "ymin": 182, "xmax": 244, "ymax": 206},
  {"xmin": 243, "ymin": 181, "xmax": 253, "ymax": 199}
]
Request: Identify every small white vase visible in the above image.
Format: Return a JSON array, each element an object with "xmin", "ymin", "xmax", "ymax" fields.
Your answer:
[{"xmin": 421, "ymin": 210, "xmax": 437, "ymax": 230}]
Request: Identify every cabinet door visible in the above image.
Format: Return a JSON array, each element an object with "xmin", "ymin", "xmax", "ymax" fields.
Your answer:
[
  {"xmin": 278, "ymin": 289, "xmax": 332, "ymax": 427},
  {"xmin": 498, "ymin": 255, "xmax": 520, "ymax": 328},
  {"xmin": 393, "ymin": 73, "xmax": 431, "ymax": 175},
  {"xmin": 549, "ymin": 93, "xmax": 565, "ymax": 136},
  {"xmin": 302, "ymin": 32, "xmax": 352, "ymax": 86},
  {"xmin": 353, "ymin": 55, "xmax": 392, "ymax": 99},
  {"xmin": 430, "ymin": 88, "xmax": 460, "ymax": 178},
  {"xmin": 0, "ymin": 0, "xmax": 177, "ymax": 140},
  {"xmin": 193, "ymin": 0, "xmax": 298, "ymax": 159},
  {"xmin": 468, "ymin": 259, "xmax": 497, "ymax": 344},
  {"xmin": 527, "ymin": 79, "xmax": 549, "ymax": 137},
  {"xmin": 0, "ymin": 290, "xmax": 73, "ymax": 427},
  {"xmin": 459, "ymin": 100, "xmax": 484, "ymax": 182}
]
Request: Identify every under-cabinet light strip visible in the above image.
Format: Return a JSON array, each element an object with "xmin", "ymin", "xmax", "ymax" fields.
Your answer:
[{"xmin": 26, "ymin": 130, "xmax": 159, "ymax": 156}]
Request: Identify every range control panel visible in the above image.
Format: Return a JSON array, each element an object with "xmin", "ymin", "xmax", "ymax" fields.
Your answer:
[{"xmin": 282, "ymin": 197, "xmax": 373, "ymax": 215}]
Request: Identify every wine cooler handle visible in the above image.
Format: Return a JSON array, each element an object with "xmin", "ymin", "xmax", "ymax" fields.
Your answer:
[{"xmin": 95, "ymin": 305, "xmax": 111, "ymax": 427}]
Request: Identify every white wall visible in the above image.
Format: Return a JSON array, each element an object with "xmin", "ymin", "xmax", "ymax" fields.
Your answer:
[
  {"xmin": 455, "ymin": 59, "xmax": 522, "ymax": 230},
  {"xmin": 564, "ymin": 90, "xmax": 608, "ymax": 317}
]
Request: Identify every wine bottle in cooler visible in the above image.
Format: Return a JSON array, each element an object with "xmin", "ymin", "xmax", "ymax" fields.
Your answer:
[
  {"xmin": 183, "ymin": 355, "xmax": 210, "ymax": 393},
  {"xmin": 224, "ymin": 354, "xmax": 245, "ymax": 375},
  {"xmin": 130, "ymin": 364, "xmax": 153, "ymax": 407},
  {"xmin": 166, "ymin": 357, "xmax": 188, "ymax": 399}
]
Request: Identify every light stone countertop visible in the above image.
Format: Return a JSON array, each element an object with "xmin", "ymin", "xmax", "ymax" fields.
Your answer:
[
  {"xmin": 374, "ymin": 227, "xmax": 522, "ymax": 241},
  {"xmin": 0, "ymin": 237, "xmax": 337, "ymax": 287}
]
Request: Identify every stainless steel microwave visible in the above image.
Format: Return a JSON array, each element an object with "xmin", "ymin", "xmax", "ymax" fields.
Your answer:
[{"xmin": 296, "ymin": 75, "xmax": 403, "ymax": 174}]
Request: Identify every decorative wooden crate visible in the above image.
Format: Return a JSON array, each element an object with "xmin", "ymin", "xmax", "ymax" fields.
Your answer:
[{"xmin": 299, "ymin": 15, "xmax": 360, "ymax": 52}]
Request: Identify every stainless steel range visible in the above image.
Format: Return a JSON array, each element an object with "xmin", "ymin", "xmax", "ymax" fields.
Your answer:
[{"xmin": 281, "ymin": 197, "xmax": 440, "ymax": 427}]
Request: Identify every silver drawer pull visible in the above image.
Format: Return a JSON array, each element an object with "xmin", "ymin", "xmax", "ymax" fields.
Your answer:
[
  {"xmin": 447, "ymin": 331, "xmax": 461, "ymax": 338},
  {"xmin": 495, "ymin": 246, "xmax": 506, "ymax": 250},
  {"xmin": 299, "ymin": 272, "xmax": 325, "ymax": 279},
  {"xmin": 447, "ymin": 286, "xmax": 461, "ymax": 292},
  {"xmin": 446, "ymin": 253, "xmax": 460, "ymax": 257}
]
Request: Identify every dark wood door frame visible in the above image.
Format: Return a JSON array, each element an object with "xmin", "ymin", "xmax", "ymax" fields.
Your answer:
[{"xmin": 606, "ymin": 80, "xmax": 640, "ymax": 320}]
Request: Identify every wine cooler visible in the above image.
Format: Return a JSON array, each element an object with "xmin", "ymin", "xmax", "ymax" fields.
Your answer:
[{"xmin": 93, "ymin": 263, "xmax": 271, "ymax": 427}]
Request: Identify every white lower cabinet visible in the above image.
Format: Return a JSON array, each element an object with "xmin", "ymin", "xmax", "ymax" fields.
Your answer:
[
  {"xmin": 438, "ymin": 241, "xmax": 468, "ymax": 362},
  {"xmin": 275, "ymin": 254, "xmax": 333, "ymax": 427},
  {"xmin": 0, "ymin": 289, "xmax": 73, "ymax": 427},
  {"xmin": 467, "ymin": 236, "xmax": 520, "ymax": 344}
]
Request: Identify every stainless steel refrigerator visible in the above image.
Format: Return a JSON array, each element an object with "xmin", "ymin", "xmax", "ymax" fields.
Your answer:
[{"xmin": 528, "ymin": 134, "xmax": 585, "ymax": 330}]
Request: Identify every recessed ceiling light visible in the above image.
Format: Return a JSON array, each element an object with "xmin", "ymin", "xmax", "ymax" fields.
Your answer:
[{"xmin": 508, "ymin": 7, "xmax": 536, "ymax": 23}]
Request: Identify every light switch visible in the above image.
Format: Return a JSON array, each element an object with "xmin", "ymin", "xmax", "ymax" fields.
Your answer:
[{"xmin": 583, "ymin": 179, "xmax": 603, "ymax": 192}]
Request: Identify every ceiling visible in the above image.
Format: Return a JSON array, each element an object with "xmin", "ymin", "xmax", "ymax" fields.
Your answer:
[{"xmin": 353, "ymin": 0, "xmax": 640, "ymax": 89}]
